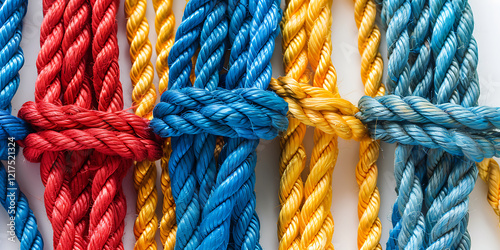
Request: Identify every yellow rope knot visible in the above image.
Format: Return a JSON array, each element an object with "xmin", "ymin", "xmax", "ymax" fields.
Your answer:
[{"xmin": 270, "ymin": 77, "xmax": 368, "ymax": 141}]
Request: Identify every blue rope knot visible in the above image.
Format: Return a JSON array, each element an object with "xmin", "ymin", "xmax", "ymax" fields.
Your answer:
[
  {"xmin": 150, "ymin": 87, "xmax": 288, "ymax": 140},
  {"xmin": 0, "ymin": 110, "xmax": 30, "ymax": 160},
  {"xmin": 357, "ymin": 94, "xmax": 500, "ymax": 162}
]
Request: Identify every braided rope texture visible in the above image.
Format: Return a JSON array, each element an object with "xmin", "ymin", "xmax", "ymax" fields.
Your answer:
[
  {"xmin": 0, "ymin": 0, "xmax": 44, "ymax": 248},
  {"xmin": 352, "ymin": 0, "xmax": 385, "ymax": 249},
  {"xmin": 124, "ymin": 0, "xmax": 161, "ymax": 248}
]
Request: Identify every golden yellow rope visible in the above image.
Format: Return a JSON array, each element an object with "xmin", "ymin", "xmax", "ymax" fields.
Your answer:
[
  {"xmin": 299, "ymin": 0, "xmax": 337, "ymax": 248},
  {"xmin": 151, "ymin": 0, "xmax": 177, "ymax": 248},
  {"xmin": 124, "ymin": 0, "xmax": 158, "ymax": 249},
  {"xmin": 279, "ymin": 0, "xmax": 308, "ymax": 249},
  {"xmin": 477, "ymin": 159, "xmax": 500, "ymax": 227},
  {"xmin": 352, "ymin": 1, "xmax": 384, "ymax": 249}
]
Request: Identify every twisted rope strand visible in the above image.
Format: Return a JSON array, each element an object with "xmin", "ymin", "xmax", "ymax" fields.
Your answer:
[
  {"xmin": 352, "ymin": 0, "xmax": 385, "ymax": 249},
  {"xmin": 278, "ymin": 0, "xmax": 308, "ymax": 248},
  {"xmin": 33, "ymin": 0, "xmax": 77, "ymax": 248},
  {"xmin": 162, "ymin": 0, "xmax": 217, "ymax": 248},
  {"xmin": 124, "ymin": 0, "xmax": 160, "ymax": 248},
  {"xmin": 88, "ymin": 0, "xmax": 129, "ymax": 248},
  {"xmin": 0, "ymin": 0, "xmax": 43, "ymax": 247},
  {"xmin": 152, "ymin": 0, "xmax": 177, "ymax": 248},
  {"xmin": 424, "ymin": 1, "xmax": 478, "ymax": 248},
  {"xmin": 299, "ymin": 0, "xmax": 337, "ymax": 248},
  {"xmin": 382, "ymin": 0, "xmax": 426, "ymax": 248},
  {"xmin": 60, "ymin": 0, "xmax": 93, "ymax": 247}
]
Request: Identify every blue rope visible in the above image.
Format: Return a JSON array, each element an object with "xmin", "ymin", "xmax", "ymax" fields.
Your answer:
[
  {"xmin": 150, "ymin": 0, "xmax": 286, "ymax": 248},
  {"xmin": 193, "ymin": 1, "xmax": 228, "ymax": 249},
  {"xmin": 162, "ymin": 0, "xmax": 217, "ymax": 248},
  {"xmin": 423, "ymin": 1, "xmax": 477, "ymax": 248},
  {"xmin": 0, "ymin": 0, "xmax": 43, "ymax": 248},
  {"xmin": 383, "ymin": 0, "xmax": 427, "ymax": 249},
  {"xmin": 380, "ymin": 0, "xmax": 481, "ymax": 249}
]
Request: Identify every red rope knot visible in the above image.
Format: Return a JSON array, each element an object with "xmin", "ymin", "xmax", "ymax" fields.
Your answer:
[{"xmin": 18, "ymin": 101, "xmax": 162, "ymax": 163}]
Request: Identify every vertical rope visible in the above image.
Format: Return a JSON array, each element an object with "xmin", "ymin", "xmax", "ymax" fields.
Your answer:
[
  {"xmin": 152, "ymin": 0, "xmax": 177, "ymax": 248},
  {"xmin": 0, "ymin": 0, "xmax": 43, "ymax": 247},
  {"xmin": 61, "ymin": 0, "xmax": 93, "ymax": 248},
  {"xmin": 382, "ymin": 1, "xmax": 427, "ymax": 249},
  {"xmin": 424, "ymin": 1, "xmax": 478, "ymax": 248},
  {"xmin": 124, "ymin": 0, "xmax": 160, "ymax": 248},
  {"xmin": 165, "ymin": 0, "xmax": 216, "ymax": 248},
  {"xmin": 352, "ymin": 0, "xmax": 384, "ymax": 249},
  {"xmin": 278, "ymin": 0, "xmax": 308, "ymax": 248},
  {"xmin": 34, "ymin": 0, "xmax": 83, "ymax": 248},
  {"xmin": 298, "ymin": 0, "xmax": 337, "ymax": 248},
  {"xmin": 194, "ymin": 1, "xmax": 228, "ymax": 248},
  {"xmin": 88, "ymin": 0, "xmax": 129, "ymax": 248}
]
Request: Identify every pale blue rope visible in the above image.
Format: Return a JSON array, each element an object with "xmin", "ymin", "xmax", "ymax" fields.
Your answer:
[{"xmin": 383, "ymin": 0, "xmax": 427, "ymax": 249}]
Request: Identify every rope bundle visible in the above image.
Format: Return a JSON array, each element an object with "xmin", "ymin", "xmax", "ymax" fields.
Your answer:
[
  {"xmin": 274, "ymin": 0, "xmax": 500, "ymax": 248},
  {"xmin": 150, "ymin": 0, "xmax": 284, "ymax": 248},
  {"xmin": 21, "ymin": 0, "xmax": 163, "ymax": 249}
]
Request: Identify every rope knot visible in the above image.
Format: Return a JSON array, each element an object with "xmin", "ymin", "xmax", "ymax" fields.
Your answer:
[
  {"xmin": 0, "ymin": 111, "xmax": 30, "ymax": 160},
  {"xmin": 269, "ymin": 77, "xmax": 368, "ymax": 140},
  {"xmin": 18, "ymin": 101, "xmax": 162, "ymax": 163},
  {"xmin": 357, "ymin": 95, "xmax": 500, "ymax": 162},
  {"xmin": 150, "ymin": 87, "xmax": 288, "ymax": 140}
]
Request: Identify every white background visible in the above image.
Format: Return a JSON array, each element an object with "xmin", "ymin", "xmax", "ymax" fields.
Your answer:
[{"xmin": 2, "ymin": 0, "xmax": 500, "ymax": 249}]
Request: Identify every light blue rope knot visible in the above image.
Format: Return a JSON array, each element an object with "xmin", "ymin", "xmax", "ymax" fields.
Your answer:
[
  {"xmin": 358, "ymin": 95, "xmax": 500, "ymax": 130},
  {"xmin": 150, "ymin": 87, "xmax": 288, "ymax": 140},
  {"xmin": 0, "ymin": 0, "xmax": 43, "ymax": 248}
]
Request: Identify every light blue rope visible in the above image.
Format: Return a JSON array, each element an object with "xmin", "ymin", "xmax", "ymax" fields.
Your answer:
[
  {"xmin": 383, "ymin": 0, "xmax": 427, "ymax": 249},
  {"xmin": 0, "ymin": 0, "xmax": 43, "ymax": 248},
  {"xmin": 423, "ymin": 1, "xmax": 477, "ymax": 248}
]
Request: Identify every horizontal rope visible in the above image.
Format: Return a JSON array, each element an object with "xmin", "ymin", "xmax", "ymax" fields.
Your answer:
[
  {"xmin": 270, "ymin": 77, "xmax": 500, "ymax": 162},
  {"xmin": 269, "ymin": 77, "xmax": 367, "ymax": 140},
  {"xmin": 367, "ymin": 122, "xmax": 499, "ymax": 162},
  {"xmin": 19, "ymin": 101, "xmax": 162, "ymax": 163},
  {"xmin": 358, "ymin": 95, "xmax": 500, "ymax": 130},
  {"xmin": 150, "ymin": 87, "xmax": 288, "ymax": 139}
]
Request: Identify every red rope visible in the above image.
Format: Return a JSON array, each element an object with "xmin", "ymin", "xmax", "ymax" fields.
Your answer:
[
  {"xmin": 22, "ymin": 0, "xmax": 162, "ymax": 248},
  {"xmin": 34, "ymin": 0, "xmax": 75, "ymax": 248},
  {"xmin": 88, "ymin": 0, "xmax": 127, "ymax": 248}
]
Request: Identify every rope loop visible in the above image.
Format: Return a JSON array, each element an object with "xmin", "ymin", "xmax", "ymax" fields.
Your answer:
[
  {"xmin": 151, "ymin": 87, "xmax": 288, "ymax": 140},
  {"xmin": 19, "ymin": 101, "xmax": 162, "ymax": 163}
]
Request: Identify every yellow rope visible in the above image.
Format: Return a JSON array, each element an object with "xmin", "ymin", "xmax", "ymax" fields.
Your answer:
[
  {"xmin": 124, "ymin": 0, "xmax": 158, "ymax": 249},
  {"xmin": 151, "ymin": 0, "xmax": 177, "ymax": 248},
  {"xmin": 352, "ymin": 1, "xmax": 384, "ymax": 249},
  {"xmin": 477, "ymin": 159, "xmax": 500, "ymax": 227},
  {"xmin": 299, "ymin": 0, "xmax": 337, "ymax": 248},
  {"xmin": 278, "ymin": 0, "xmax": 308, "ymax": 249}
]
